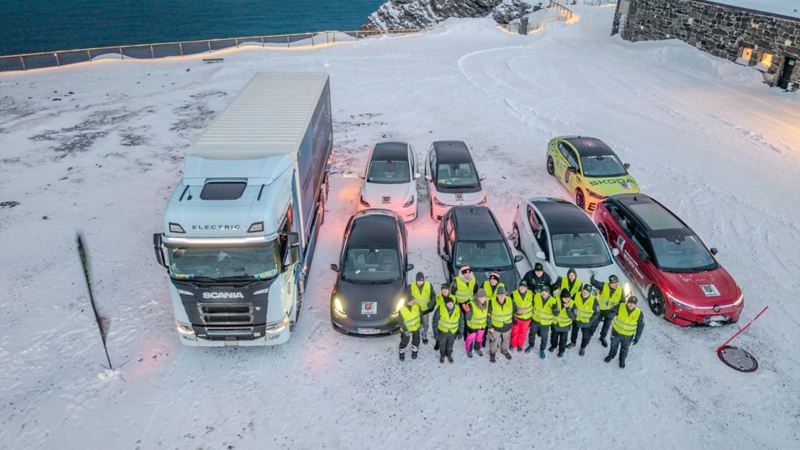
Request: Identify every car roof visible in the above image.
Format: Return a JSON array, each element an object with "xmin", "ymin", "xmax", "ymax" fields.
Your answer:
[
  {"xmin": 433, "ymin": 141, "xmax": 473, "ymax": 164},
  {"xmin": 347, "ymin": 211, "xmax": 400, "ymax": 248},
  {"xmin": 451, "ymin": 206, "xmax": 502, "ymax": 242},
  {"xmin": 610, "ymin": 194, "xmax": 690, "ymax": 235},
  {"xmin": 531, "ymin": 198, "xmax": 598, "ymax": 234},
  {"xmin": 372, "ymin": 142, "xmax": 409, "ymax": 161},
  {"xmin": 563, "ymin": 137, "xmax": 616, "ymax": 157}
]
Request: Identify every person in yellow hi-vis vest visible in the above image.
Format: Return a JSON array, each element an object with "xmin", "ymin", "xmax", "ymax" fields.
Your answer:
[
  {"xmin": 568, "ymin": 284, "xmax": 600, "ymax": 356},
  {"xmin": 482, "ymin": 272, "xmax": 504, "ymax": 302},
  {"xmin": 604, "ymin": 296, "xmax": 644, "ymax": 369},
  {"xmin": 590, "ymin": 272, "xmax": 625, "ymax": 347},
  {"xmin": 551, "ymin": 289, "xmax": 576, "ymax": 357},
  {"xmin": 526, "ymin": 285, "xmax": 558, "ymax": 360},
  {"xmin": 398, "ymin": 296, "xmax": 421, "ymax": 361},
  {"xmin": 433, "ymin": 293, "xmax": 463, "ymax": 364},
  {"xmin": 408, "ymin": 271, "xmax": 436, "ymax": 345}
]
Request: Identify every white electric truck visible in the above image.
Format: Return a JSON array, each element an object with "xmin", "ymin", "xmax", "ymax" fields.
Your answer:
[{"xmin": 153, "ymin": 72, "xmax": 332, "ymax": 346}]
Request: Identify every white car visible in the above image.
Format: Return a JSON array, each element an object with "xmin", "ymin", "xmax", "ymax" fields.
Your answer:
[
  {"xmin": 358, "ymin": 141, "xmax": 419, "ymax": 221},
  {"xmin": 510, "ymin": 197, "xmax": 633, "ymax": 294},
  {"xmin": 424, "ymin": 140, "xmax": 487, "ymax": 221}
]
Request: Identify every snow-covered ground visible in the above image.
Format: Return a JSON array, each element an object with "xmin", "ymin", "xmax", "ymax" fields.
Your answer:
[
  {"xmin": 711, "ymin": 0, "xmax": 800, "ymax": 18},
  {"xmin": 1, "ymin": 6, "xmax": 799, "ymax": 449}
]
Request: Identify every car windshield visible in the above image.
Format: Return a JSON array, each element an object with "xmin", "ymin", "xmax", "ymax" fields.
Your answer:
[
  {"xmin": 168, "ymin": 242, "xmax": 280, "ymax": 280},
  {"xmin": 580, "ymin": 155, "xmax": 627, "ymax": 177},
  {"xmin": 454, "ymin": 241, "xmax": 513, "ymax": 270},
  {"xmin": 367, "ymin": 160, "xmax": 410, "ymax": 184},
  {"xmin": 342, "ymin": 247, "xmax": 401, "ymax": 282},
  {"xmin": 551, "ymin": 233, "xmax": 612, "ymax": 268},
  {"xmin": 650, "ymin": 234, "xmax": 718, "ymax": 272},
  {"xmin": 436, "ymin": 162, "xmax": 479, "ymax": 188}
]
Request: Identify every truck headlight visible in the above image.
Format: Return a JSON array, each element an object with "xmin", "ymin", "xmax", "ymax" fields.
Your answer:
[
  {"xmin": 176, "ymin": 321, "xmax": 195, "ymax": 336},
  {"xmin": 333, "ymin": 296, "xmax": 347, "ymax": 317},
  {"xmin": 668, "ymin": 293, "xmax": 696, "ymax": 310},
  {"xmin": 265, "ymin": 313, "xmax": 290, "ymax": 333}
]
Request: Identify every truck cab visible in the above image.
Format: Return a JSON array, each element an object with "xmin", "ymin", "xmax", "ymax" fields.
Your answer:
[{"xmin": 153, "ymin": 72, "xmax": 332, "ymax": 346}]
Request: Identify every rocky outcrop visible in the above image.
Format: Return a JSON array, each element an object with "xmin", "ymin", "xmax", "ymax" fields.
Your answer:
[{"xmin": 363, "ymin": 0, "xmax": 544, "ymax": 30}]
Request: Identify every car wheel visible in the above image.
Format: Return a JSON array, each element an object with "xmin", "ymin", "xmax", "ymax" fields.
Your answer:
[
  {"xmin": 648, "ymin": 286, "xmax": 665, "ymax": 316},
  {"xmin": 511, "ymin": 225, "xmax": 521, "ymax": 250},
  {"xmin": 574, "ymin": 189, "xmax": 585, "ymax": 210},
  {"xmin": 546, "ymin": 156, "xmax": 555, "ymax": 176}
]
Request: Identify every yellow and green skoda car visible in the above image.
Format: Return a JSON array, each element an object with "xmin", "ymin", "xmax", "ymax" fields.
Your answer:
[{"xmin": 546, "ymin": 136, "xmax": 639, "ymax": 212}]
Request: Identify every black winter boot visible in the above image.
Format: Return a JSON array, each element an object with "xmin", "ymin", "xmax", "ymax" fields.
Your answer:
[
  {"xmin": 399, "ymin": 353, "xmax": 405, "ymax": 361},
  {"xmin": 604, "ymin": 355, "xmax": 613, "ymax": 363},
  {"xmin": 490, "ymin": 353, "xmax": 496, "ymax": 363},
  {"xmin": 412, "ymin": 351, "xmax": 418, "ymax": 360}
]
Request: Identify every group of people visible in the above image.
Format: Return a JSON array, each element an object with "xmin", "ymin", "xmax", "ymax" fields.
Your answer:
[{"xmin": 397, "ymin": 263, "xmax": 644, "ymax": 368}]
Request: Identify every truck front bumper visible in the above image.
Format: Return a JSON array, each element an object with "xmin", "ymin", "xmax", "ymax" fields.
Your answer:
[{"xmin": 177, "ymin": 323, "xmax": 291, "ymax": 346}]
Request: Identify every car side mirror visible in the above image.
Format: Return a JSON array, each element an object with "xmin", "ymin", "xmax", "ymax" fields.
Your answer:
[
  {"xmin": 623, "ymin": 163, "xmax": 631, "ymax": 170},
  {"xmin": 535, "ymin": 251, "xmax": 546, "ymax": 260},
  {"xmin": 566, "ymin": 166, "xmax": 577, "ymax": 174},
  {"xmin": 480, "ymin": 175, "xmax": 487, "ymax": 181},
  {"xmin": 440, "ymin": 254, "xmax": 451, "ymax": 262},
  {"xmin": 612, "ymin": 248, "xmax": 620, "ymax": 257},
  {"xmin": 152, "ymin": 233, "xmax": 167, "ymax": 269},
  {"xmin": 638, "ymin": 251, "xmax": 649, "ymax": 261},
  {"xmin": 358, "ymin": 172, "xmax": 365, "ymax": 180},
  {"xmin": 514, "ymin": 255, "xmax": 524, "ymax": 263},
  {"xmin": 330, "ymin": 263, "xmax": 340, "ymax": 272},
  {"xmin": 425, "ymin": 174, "xmax": 432, "ymax": 181},
  {"xmin": 414, "ymin": 173, "xmax": 421, "ymax": 179},
  {"xmin": 710, "ymin": 248, "xmax": 718, "ymax": 255},
  {"xmin": 406, "ymin": 263, "xmax": 415, "ymax": 272}
]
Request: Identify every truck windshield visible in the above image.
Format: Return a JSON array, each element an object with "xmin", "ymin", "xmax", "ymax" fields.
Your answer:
[
  {"xmin": 367, "ymin": 160, "xmax": 410, "ymax": 184},
  {"xmin": 551, "ymin": 233, "xmax": 612, "ymax": 268},
  {"xmin": 168, "ymin": 242, "xmax": 281, "ymax": 281},
  {"xmin": 436, "ymin": 162, "xmax": 479, "ymax": 188},
  {"xmin": 454, "ymin": 241, "xmax": 512, "ymax": 270},
  {"xmin": 580, "ymin": 155, "xmax": 627, "ymax": 178},
  {"xmin": 650, "ymin": 235, "xmax": 718, "ymax": 272},
  {"xmin": 342, "ymin": 247, "xmax": 401, "ymax": 283}
]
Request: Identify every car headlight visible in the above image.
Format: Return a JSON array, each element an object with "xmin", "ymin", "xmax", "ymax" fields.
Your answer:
[
  {"xmin": 667, "ymin": 293, "xmax": 696, "ymax": 310},
  {"xmin": 433, "ymin": 196, "xmax": 448, "ymax": 207},
  {"xmin": 587, "ymin": 189, "xmax": 605, "ymax": 200},
  {"xmin": 402, "ymin": 195, "xmax": 415, "ymax": 208},
  {"xmin": 333, "ymin": 296, "xmax": 347, "ymax": 317},
  {"xmin": 623, "ymin": 282, "xmax": 632, "ymax": 297},
  {"xmin": 175, "ymin": 321, "xmax": 195, "ymax": 335},
  {"xmin": 359, "ymin": 194, "xmax": 370, "ymax": 207},
  {"xmin": 393, "ymin": 297, "xmax": 405, "ymax": 316}
]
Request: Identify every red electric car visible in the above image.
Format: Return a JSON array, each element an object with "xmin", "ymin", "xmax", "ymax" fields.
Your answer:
[{"xmin": 593, "ymin": 194, "xmax": 743, "ymax": 326}]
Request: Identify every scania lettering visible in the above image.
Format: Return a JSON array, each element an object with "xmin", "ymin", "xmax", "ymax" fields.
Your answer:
[{"xmin": 153, "ymin": 73, "xmax": 333, "ymax": 346}]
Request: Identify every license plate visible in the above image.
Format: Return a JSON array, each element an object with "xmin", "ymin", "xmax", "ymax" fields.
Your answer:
[
  {"xmin": 382, "ymin": 196, "xmax": 391, "ymax": 203},
  {"xmin": 358, "ymin": 328, "xmax": 382, "ymax": 335},
  {"xmin": 708, "ymin": 315, "xmax": 727, "ymax": 322},
  {"xmin": 223, "ymin": 340, "xmax": 239, "ymax": 347},
  {"xmin": 361, "ymin": 302, "xmax": 377, "ymax": 315}
]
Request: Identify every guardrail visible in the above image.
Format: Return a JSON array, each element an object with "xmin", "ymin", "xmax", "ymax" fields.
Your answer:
[
  {"xmin": 0, "ymin": 29, "xmax": 420, "ymax": 73},
  {"xmin": 549, "ymin": 1, "xmax": 576, "ymax": 21}
]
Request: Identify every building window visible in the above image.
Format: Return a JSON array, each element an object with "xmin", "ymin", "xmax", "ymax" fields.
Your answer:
[
  {"xmin": 738, "ymin": 47, "xmax": 753, "ymax": 65},
  {"xmin": 759, "ymin": 52, "xmax": 774, "ymax": 71}
]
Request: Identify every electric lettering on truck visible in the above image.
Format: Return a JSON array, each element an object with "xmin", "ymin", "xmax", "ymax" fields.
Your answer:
[{"xmin": 152, "ymin": 72, "xmax": 333, "ymax": 347}]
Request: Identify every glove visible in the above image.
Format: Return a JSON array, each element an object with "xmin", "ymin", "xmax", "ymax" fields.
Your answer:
[{"xmin": 632, "ymin": 339, "xmax": 639, "ymax": 345}]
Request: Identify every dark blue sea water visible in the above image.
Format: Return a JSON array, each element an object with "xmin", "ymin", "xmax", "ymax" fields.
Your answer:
[{"xmin": 0, "ymin": 0, "xmax": 385, "ymax": 56}]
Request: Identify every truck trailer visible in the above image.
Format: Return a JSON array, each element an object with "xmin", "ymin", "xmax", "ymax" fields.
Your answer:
[{"xmin": 153, "ymin": 72, "xmax": 332, "ymax": 346}]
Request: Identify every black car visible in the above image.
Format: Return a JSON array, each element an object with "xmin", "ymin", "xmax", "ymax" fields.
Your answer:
[
  {"xmin": 330, "ymin": 209, "xmax": 414, "ymax": 335},
  {"xmin": 438, "ymin": 206, "xmax": 523, "ymax": 290}
]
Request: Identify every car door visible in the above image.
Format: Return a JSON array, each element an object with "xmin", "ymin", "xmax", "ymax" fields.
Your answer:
[
  {"xmin": 610, "ymin": 208, "xmax": 647, "ymax": 287},
  {"xmin": 562, "ymin": 145, "xmax": 581, "ymax": 192},
  {"xmin": 529, "ymin": 206, "xmax": 551, "ymax": 266},
  {"xmin": 426, "ymin": 148, "xmax": 437, "ymax": 196},
  {"xmin": 521, "ymin": 204, "xmax": 539, "ymax": 260},
  {"xmin": 553, "ymin": 141, "xmax": 569, "ymax": 184}
]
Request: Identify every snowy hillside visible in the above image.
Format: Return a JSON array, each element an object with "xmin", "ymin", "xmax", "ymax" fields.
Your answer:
[{"xmin": 1, "ymin": 6, "xmax": 799, "ymax": 449}]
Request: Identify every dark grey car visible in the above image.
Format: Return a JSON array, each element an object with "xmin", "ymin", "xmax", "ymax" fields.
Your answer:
[{"xmin": 330, "ymin": 209, "xmax": 414, "ymax": 335}]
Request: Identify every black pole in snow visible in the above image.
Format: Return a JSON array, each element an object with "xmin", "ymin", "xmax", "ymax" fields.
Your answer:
[{"xmin": 77, "ymin": 233, "xmax": 113, "ymax": 370}]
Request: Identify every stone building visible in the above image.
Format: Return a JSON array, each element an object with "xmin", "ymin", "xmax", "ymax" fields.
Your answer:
[{"xmin": 613, "ymin": 0, "xmax": 800, "ymax": 90}]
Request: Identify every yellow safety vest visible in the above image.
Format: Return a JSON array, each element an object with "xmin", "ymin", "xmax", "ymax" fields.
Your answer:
[
  {"xmin": 438, "ymin": 305, "xmax": 461, "ymax": 334},
  {"xmin": 532, "ymin": 293, "xmax": 557, "ymax": 325},
  {"xmin": 613, "ymin": 304, "xmax": 641, "ymax": 336},
  {"xmin": 512, "ymin": 290, "xmax": 533, "ymax": 320},
  {"xmin": 467, "ymin": 300, "xmax": 488, "ymax": 330},
  {"xmin": 409, "ymin": 281, "xmax": 433, "ymax": 312},
  {"xmin": 490, "ymin": 297, "xmax": 513, "ymax": 329},
  {"xmin": 598, "ymin": 283, "xmax": 623, "ymax": 311},
  {"xmin": 455, "ymin": 277, "xmax": 476, "ymax": 304},
  {"xmin": 435, "ymin": 293, "xmax": 457, "ymax": 310},
  {"xmin": 555, "ymin": 301, "xmax": 574, "ymax": 328},
  {"xmin": 482, "ymin": 280, "xmax": 505, "ymax": 302},
  {"xmin": 573, "ymin": 294, "xmax": 597, "ymax": 324},
  {"xmin": 560, "ymin": 276, "xmax": 583, "ymax": 297},
  {"xmin": 399, "ymin": 304, "xmax": 421, "ymax": 332}
]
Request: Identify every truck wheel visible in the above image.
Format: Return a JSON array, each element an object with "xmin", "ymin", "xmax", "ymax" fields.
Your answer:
[
  {"xmin": 648, "ymin": 286, "xmax": 665, "ymax": 316},
  {"xmin": 546, "ymin": 156, "xmax": 555, "ymax": 176},
  {"xmin": 574, "ymin": 189, "xmax": 585, "ymax": 210}
]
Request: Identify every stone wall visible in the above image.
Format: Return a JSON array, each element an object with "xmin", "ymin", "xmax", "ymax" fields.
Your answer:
[{"xmin": 614, "ymin": 0, "xmax": 800, "ymax": 90}]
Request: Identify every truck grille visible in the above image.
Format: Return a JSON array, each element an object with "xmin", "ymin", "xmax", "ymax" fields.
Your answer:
[
  {"xmin": 197, "ymin": 303, "xmax": 254, "ymax": 325},
  {"xmin": 204, "ymin": 327, "xmax": 254, "ymax": 337}
]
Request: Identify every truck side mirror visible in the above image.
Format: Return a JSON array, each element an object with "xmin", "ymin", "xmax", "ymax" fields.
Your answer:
[
  {"xmin": 282, "ymin": 232, "xmax": 301, "ymax": 266},
  {"xmin": 153, "ymin": 233, "xmax": 167, "ymax": 269},
  {"xmin": 514, "ymin": 255, "xmax": 524, "ymax": 263}
]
